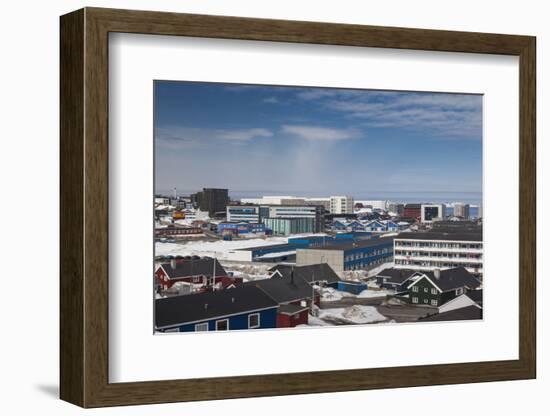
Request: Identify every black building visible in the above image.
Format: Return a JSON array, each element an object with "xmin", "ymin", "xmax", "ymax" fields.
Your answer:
[{"xmin": 193, "ymin": 188, "xmax": 229, "ymax": 216}]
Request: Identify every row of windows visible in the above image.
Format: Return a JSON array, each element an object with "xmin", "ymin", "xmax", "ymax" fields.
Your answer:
[
  {"xmin": 411, "ymin": 297, "xmax": 438, "ymax": 306},
  {"xmin": 412, "ymin": 286, "xmax": 438, "ymax": 295},
  {"xmin": 395, "ymin": 259, "xmax": 482, "ymax": 269},
  {"xmin": 396, "ymin": 241, "xmax": 482, "ymax": 250},
  {"xmin": 345, "ymin": 257, "xmax": 389, "ymax": 270},
  {"xmin": 194, "ymin": 313, "xmax": 260, "ymax": 332},
  {"xmin": 344, "ymin": 248, "xmax": 391, "ymax": 262},
  {"xmin": 395, "ymin": 251, "xmax": 482, "ymax": 260}
]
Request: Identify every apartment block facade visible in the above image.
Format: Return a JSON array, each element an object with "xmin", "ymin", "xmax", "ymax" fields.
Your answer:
[{"xmin": 393, "ymin": 232, "xmax": 483, "ymax": 277}]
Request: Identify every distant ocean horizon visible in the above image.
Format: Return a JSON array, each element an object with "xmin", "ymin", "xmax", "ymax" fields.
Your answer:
[{"xmin": 156, "ymin": 188, "xmax": 482, "ymax": 206}]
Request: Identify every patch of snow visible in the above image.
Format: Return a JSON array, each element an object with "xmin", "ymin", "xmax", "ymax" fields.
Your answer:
[
  {"xmin": 357, "ymin": 289, "xmax": 392, "ymax": 298},
  {"xmin": 320, "ymin": 287, "xmax": 355, "ymax": 301},
  {"xmin": 155, "ymin": 236, "xmax": 290, "ymax": 258},
  {"xmin": 318, "ymin": 305, "xmax": 388, "ymax": 324}
]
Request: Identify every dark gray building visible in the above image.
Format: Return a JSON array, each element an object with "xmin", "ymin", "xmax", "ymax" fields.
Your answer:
[{"xmin": 193, "ymin": 188, "xmax": 229, "ymax": 216}]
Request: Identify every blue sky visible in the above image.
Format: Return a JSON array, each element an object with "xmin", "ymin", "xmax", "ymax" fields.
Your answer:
[{"xmin": 154, "ymin": 81, "xmax": 482, "ymax": 199}]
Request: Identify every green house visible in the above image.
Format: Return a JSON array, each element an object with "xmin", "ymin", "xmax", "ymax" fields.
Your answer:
[{"xmin": 405, "ymin": 267, "xmax": 481, "ymax": 307}]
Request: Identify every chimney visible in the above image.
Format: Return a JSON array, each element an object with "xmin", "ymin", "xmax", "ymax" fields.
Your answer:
[
  {"xmin": 434, "ymin": 268, "xmax": 441, "ymax": 279},
  {"xmin": 170, "ymin": 259, "xmax": 177, "ymax": 270}
]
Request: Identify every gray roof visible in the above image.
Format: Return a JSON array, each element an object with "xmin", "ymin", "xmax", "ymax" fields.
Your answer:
[
  {"xmin": 159, "ymin": 258, "xmax": 226, "ymax": 280},
  {"xmin": 412, "ymin": 267, "xmax": 481, "ymax": 292},
  {"xmin": 420, "ymin": 305, "xmax": 482, "ymax": 322},
  {"xmin": 155, "ymin": 285, "xmax": 278, "ymax": 328},
  {"xmin": 301, "ymin": 237, "xmax": 394, "ymax": 252},
  {"xmin": 244, "ymin": 275, "xmax": 312, "ymax": 304},
  {"xmin": 395, "ymin": 232, "xmax": 482, "ymax": 242},
  {"xmin": 376, "ymin": 268, "xmax": 419, "ymax": 285},
  {"xmin": 269, "ymin": 263, "xmax": 341, "ymax": 285},
  {"xmin": 279, "ymin": 303, "xmax": 309, "ymax": 315},
  {"xmin": 465, "ymin": 289, "xmax": 483, "ymax": 306}
]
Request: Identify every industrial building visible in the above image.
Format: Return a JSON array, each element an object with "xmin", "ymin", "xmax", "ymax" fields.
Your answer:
[
  {"xmin": 296, "ymin": 237, "xmax": 395, "ymax": 273},
  {"xmin": 403, "ymin": 203, "xmax": 421, "ymax": 219},
  {"xmin": 329, "ymin": 196, "xmax": 354, "ymax": 214},
  {"xmin": 421, "ymin": 204, "xmax": 446, "ymax": 223},
  {"xmin": 263, "ymin": 217, "xmax": 315, "ymax": 236},
  {"xmin": 357, "ymin": 200, "xmax": 387, "ymax": 210},
  {"xmin": 217, "ymin": 221, "xmax": 266, "ymax": 236},
  {"xmin": 226, "ymin": 205, "xmax": 261, "ymax": 222},
  {"xmin": 393, "ymin": 231, "xmax": 483, "ymax": 276},
  {"xmin": 226, "ymin": 203, "xmax": 324, "ymax": 232}
]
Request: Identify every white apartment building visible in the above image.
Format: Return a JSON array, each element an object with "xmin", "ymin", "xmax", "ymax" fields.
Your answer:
[
  {"xmin": 240, "ymin": 196, "xmax": 306, "ymax": 205},
  {"xmin": 394, "ymin": 232, "xmax": 483, "ymax": 277},
  {"xmin": 329, "ymin": 196, "xmax": 354, "ymax": 214},
  {"xmin": 420, "ymin": 204, "xmax": 446, "ymax": 223},
  {"xmin": 453, "ymin": 203, "xmax": 470, "ymax": 219},
  {"xmin": 357, "ymin": 200, "xmax": 387, "ymax": 210}
]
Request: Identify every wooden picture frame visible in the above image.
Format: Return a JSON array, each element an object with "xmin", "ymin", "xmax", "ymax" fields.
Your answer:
[{"xmin": 60, "ymin": 7, "xmax": 536, "ymax": 408}]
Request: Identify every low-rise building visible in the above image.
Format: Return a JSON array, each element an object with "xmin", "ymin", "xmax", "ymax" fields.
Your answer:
[
  {"xmin": 438, "ymin": 289, "xmax": 483, "ymax": 314},
  {"xmin": 217, "ymin": 221, "xmax": 265, "ymax": 235},
  {"xmin": 296, "ymin": 237, "xmax": 394, "ymax": 273},
  {"xmin": 263, "ymin": 217, "xmax": 315, "ymax": 236},
  {"xmin": 226, "ymin": 205, "xmax": 261, "ymax": 222},
  {"xmin": 155, "ymin": 285, "xmax": 279, "ymax": 332},
  {"xmin": 399, "ymin": 267, "xmax": 481, "ymax": 307},
  {"xmin": 155, "ymin": 258, "xmax": 228, "ymax": 290},
  {"xmin": 155, "ymin": 225, "xmax": 203, "ymax": 239},
  {"xmin": 403, "ymin": 203, "xmax": 421, "ymax": 220}
]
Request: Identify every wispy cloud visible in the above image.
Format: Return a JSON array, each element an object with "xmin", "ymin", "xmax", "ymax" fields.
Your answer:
[
  {"xmin": 297, "ymin": 89, "xmax": 482, "ymax": 139},
  {"xmin": 156, "ymin": 126, "xmax": 273, "ymax": 148},
  {"xmin": 263, "ymin": 96, "xmax": 280, "ymax": 104},
  {"xmin": 281, "ymin": 125, "xmax": 362, "ymax": 141}
]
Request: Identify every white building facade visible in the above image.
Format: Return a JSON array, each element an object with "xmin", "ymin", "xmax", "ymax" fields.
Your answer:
[
  {"xmin": 453, "ymin": 203, "xmax": 470, "ymax": 219},
  {"xmin": 329, "ymin": 196, "xmax": 354, "ymax": 214},
  {"xmin": 394, "ymin": 232, "xmax": 483, "ymax": 277},
  {"xmin": 420, "ymin": 204, "xmax": 446, "ymax": 223}
]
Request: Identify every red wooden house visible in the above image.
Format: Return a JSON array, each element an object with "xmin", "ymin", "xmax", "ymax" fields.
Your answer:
[{"xmin": 155, "ymin": 257, "xmax": 231, "ymax": 290}]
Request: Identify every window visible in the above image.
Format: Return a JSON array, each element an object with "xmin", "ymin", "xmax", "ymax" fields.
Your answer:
[
  {"xmin": 423, "ymin": 298, "xmax": 428, "ymax": 304},
  {"xmin": 216, "ymin": 319, "xmax": 229, "ymax": 331},
  {"xmin": 163, "ymin": 327, "xmax": 180, "ymax": 333},
  {"xmin": 412, "ymin": 297, "xmax": 418, "ymax": 304},
  {"xmin": 456, "ymin": 287, "xmax": 464, "ymax": 296},
  {"xmin": 195, "ymin": 323, "xmax": 208, "ymax": 332},
  {"xmin": 423, "ymin": 287, "xmax": 428, "ymax": 293},
  {"xmin": 431, "ymin": 288, "xmax": 438, "ymax": 295},
  {"xmin": 412, "ymin": 286, "xmax": 419, "ymax": 293},
  {"xmin": 431, "ymin": 299, "xmax": 438, "ymax": 306},
  {"xmin": 248, "ymin": 313, "xmax": 260, "ymax": 329}
]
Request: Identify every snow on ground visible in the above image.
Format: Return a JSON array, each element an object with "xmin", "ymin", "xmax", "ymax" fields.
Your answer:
[
  {"xmin": 357, "ymin": 289, "xmax": 393, "ymax": 298},
  {"xmin": 155, "ymin": 236, "xmax": 289, "ymax": 258},
  {"xmin": 304, "ymin": 315, "xmax": 332, "ymax": 327},
  {"xmin": 365, "ymin": 262, "xmax": 394, "ymax": 278},
  {"xmin": 318, "ymin": 305, "xmax": 388, "ymax": 324},
  {"xmin": 220, "ymin": 263, "xmax": 272, "ymax": 282},
  {"xmin": 319, "ymin": 287, "xmax": 355, "ymax": 301}
]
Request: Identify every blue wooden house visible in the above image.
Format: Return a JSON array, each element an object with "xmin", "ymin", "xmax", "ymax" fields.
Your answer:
[
  {"xmin": 364, "ymin": 220, "xmax": 386, "ymax": 232},
  {"xmin": 155, "ymin": 285, "xmax": 279, "ymax": 332}
]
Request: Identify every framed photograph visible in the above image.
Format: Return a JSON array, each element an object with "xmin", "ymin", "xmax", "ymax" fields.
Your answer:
[{"xmin": 60, "ymin": 7, "xmax": 536, "ymax": 408}]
